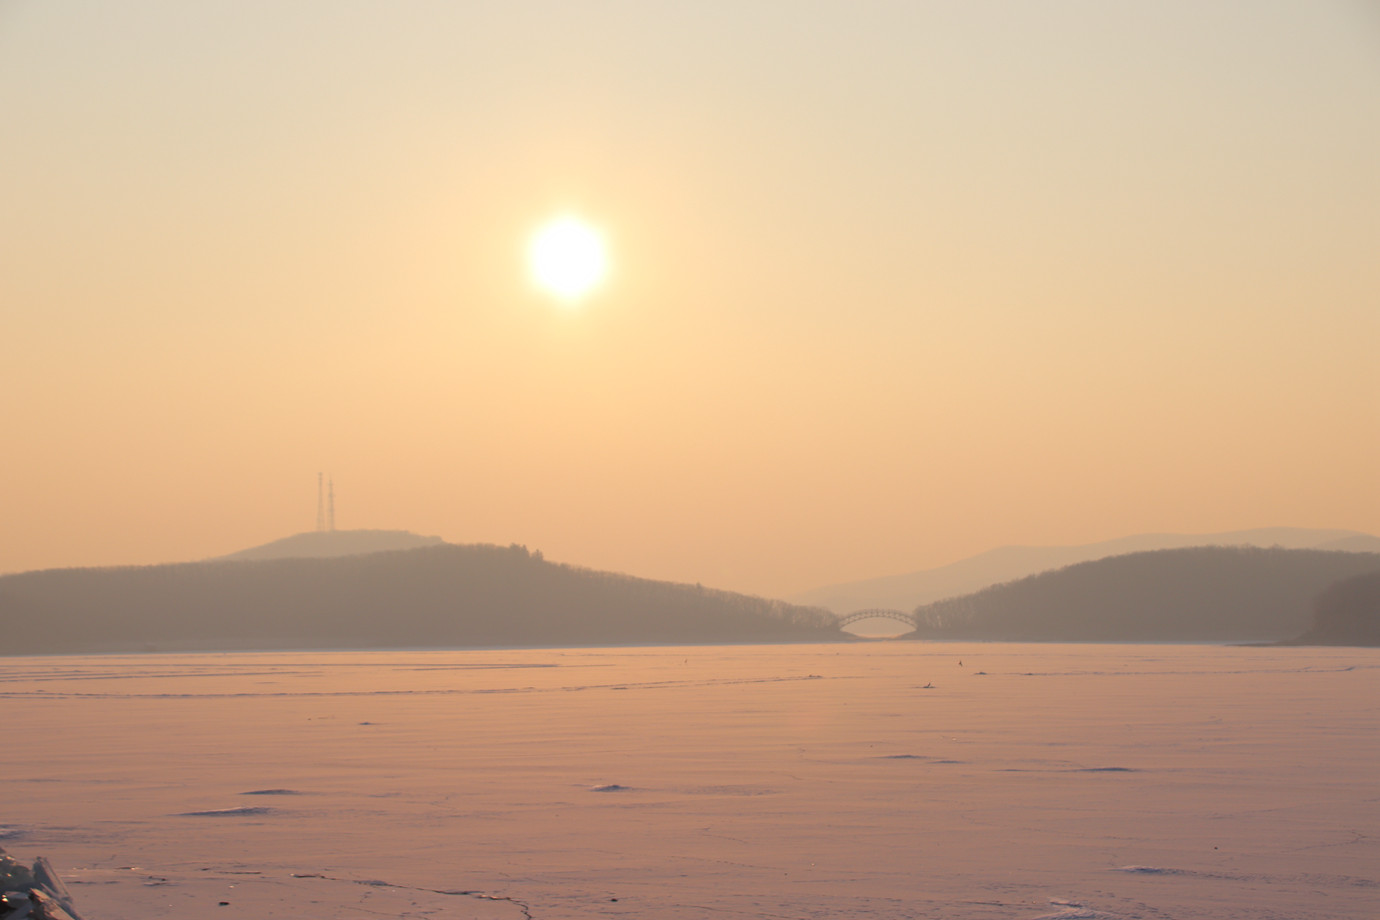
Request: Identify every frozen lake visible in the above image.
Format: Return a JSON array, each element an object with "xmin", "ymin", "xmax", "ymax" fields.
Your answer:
[{"xmin": 3, "ymin": 642, "xmax": 1377, "ymax": 919}]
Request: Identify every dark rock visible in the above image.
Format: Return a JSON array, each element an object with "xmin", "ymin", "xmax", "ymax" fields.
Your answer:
[{"xmin": 1, "ymin": 891, "xmax": 34, "ymax": 920}]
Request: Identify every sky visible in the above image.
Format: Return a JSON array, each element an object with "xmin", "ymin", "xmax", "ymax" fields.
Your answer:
[{"xmin": 2, "ymin": 1, "xmax": 1377, "ymax": 598}]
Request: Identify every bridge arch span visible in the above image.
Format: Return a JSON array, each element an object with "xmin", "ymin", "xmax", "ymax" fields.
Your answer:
[{"xmin": 837, "ymin": 608, "xmax": 916, "ymax": 629}]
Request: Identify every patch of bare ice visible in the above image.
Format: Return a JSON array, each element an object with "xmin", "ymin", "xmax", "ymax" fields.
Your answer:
[{"xmin": 1029, "ymin": 899, "xmax": 1118, "ymax": 919}]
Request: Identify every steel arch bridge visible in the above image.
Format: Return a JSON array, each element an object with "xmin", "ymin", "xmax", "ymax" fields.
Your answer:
[{"xmin": 836, "ymin": 608, "xmax": 916, "ymax": 630}]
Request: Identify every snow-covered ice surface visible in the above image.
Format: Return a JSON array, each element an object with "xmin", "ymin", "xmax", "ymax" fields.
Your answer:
[{"xmin": 2, "ymin": 643, "xmax": 1376, "ymax": 919}]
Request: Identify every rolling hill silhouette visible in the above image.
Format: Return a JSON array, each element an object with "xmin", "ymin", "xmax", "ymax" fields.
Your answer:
[
  {"xmin": 904, "ymin": 546, "xmax": 1380, "ymax": 642},
  {"xmin": 0, "ymin": 543, "xmax": 841, "ymax": 655}
]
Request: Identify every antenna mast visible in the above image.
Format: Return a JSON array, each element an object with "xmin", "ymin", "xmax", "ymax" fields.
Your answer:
[{"xmin": 316, "ymin": 473, "xmax": 325, "ymax": 532}]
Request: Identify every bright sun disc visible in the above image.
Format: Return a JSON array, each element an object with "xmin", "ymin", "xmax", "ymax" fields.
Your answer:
[{"xmin": 528, "ymin": 216, "xmax": 608, "ymax": 302}]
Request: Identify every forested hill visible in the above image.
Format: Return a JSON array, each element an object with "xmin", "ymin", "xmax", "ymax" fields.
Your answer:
[
  {"xmin": 0, "ymin": 544, "xmax": 841, "ymax": 655},
  {"xmin": 1285, "ymin": 569, "xmax": 1380, "ymax": 646},
  {"xmin": 907, "ymin": 546, "xmax": 1380, "ymax": 642}
]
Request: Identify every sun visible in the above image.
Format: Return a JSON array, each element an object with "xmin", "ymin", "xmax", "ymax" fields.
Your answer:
[{"xmin": 528, "ymin": 216, "xmax": 608, "ymax": 303}]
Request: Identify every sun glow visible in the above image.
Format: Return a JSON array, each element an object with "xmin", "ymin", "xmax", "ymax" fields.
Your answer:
[{"xmin": 528, "ymin": 216, "xmax": 608, "ymax": 303}]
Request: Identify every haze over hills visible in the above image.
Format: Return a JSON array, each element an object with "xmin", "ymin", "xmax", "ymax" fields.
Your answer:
[
  {"xmin": 903, "ymin": 545, "xmax": 1380, "ymax": 643},
  {"xmin": 795, "ymin": 528, "xmax": 1379, "ymax": 614},
  {"xmin": 6, "ymin": 530, "xmax": 1377, "ymax": 653},
  {"xmin": 0, "ymin": 543, "xmax": 840, "ymax": 656}
]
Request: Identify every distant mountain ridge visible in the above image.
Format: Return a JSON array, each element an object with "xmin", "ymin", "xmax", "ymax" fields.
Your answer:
[
  {"xmin": 0, "ymin": 543, "xmax": 840, "ymax": 655},
  {"xmin": 795, "ymin": 528, "xmax": 1380, "ymax": 613},
  {"xmin": 904, "ymin": 545, "xmax": 1380, "ymax": 643},
  {"xmin": 216, "ymin": 529, "xmax": 446, "ymax": 561}
]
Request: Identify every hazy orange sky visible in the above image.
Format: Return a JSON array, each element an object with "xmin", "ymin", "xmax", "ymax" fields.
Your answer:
[{"xmin": 3, "ymin": 2, "xmax": 1377, "ymax": 597}]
